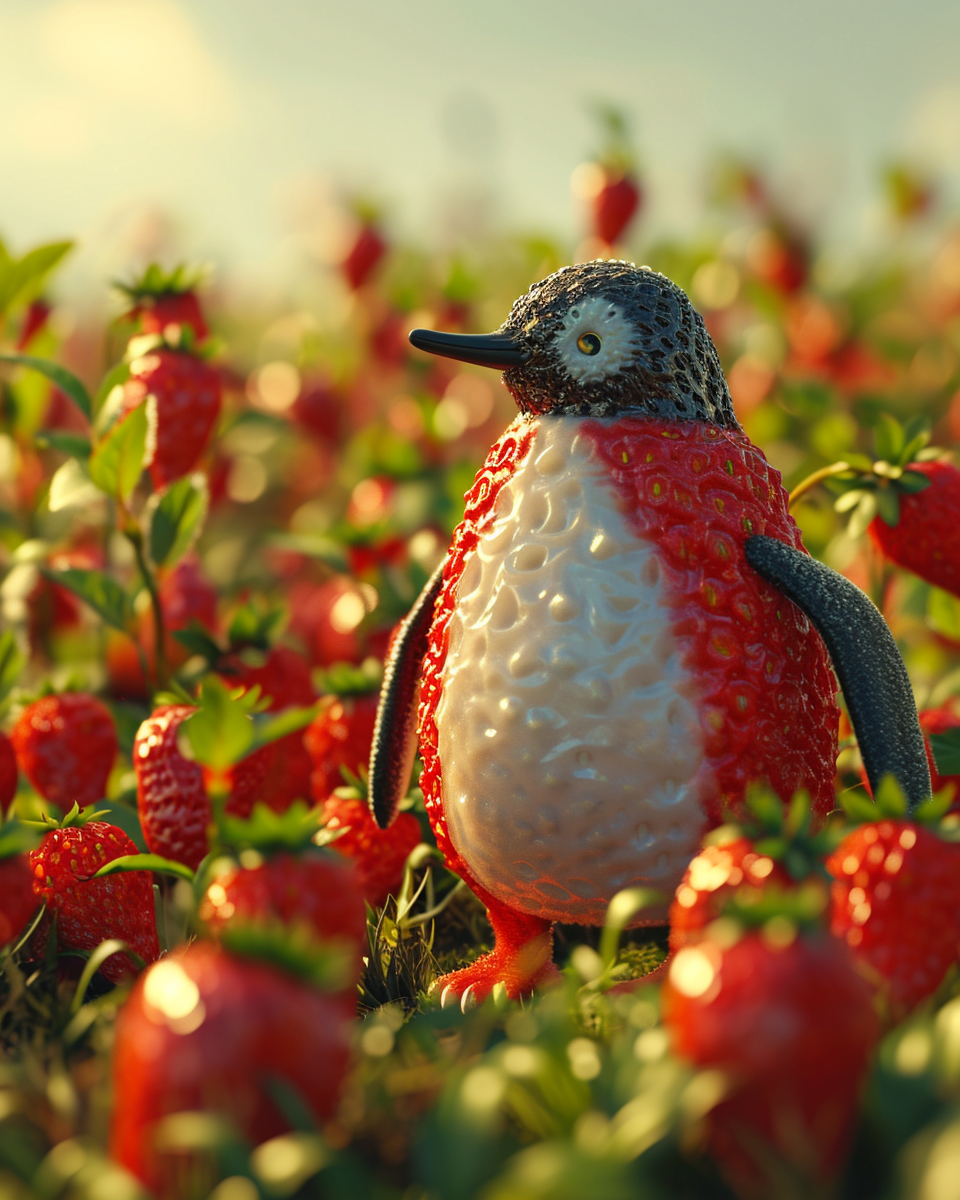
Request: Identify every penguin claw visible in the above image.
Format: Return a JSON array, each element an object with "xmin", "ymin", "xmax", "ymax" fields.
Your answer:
[
  {"xmin": 460, "ymin": 985, "xmax": 476, "ymax": 1013},
  {"xmin": 439, "ymin": 984, "xmax": 455, "ymax": 1010}
]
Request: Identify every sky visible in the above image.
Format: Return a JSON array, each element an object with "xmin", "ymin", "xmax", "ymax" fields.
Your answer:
[{"xmin": 1, "ymin": 0, "xmax": 959, "ymax": 293}]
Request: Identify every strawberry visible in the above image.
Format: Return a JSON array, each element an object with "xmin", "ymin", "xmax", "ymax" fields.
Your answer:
[
  {"xmin": 117, "ymin": 264, "xmax": 211, "ymax": 342},
  {"xmin": 110, "ymin": 941, "xmax": 353, "ymax": 1195},
  {"xmin": 0, "ymin": 854, "xmax": 36, "ymax": 947},
  {"xmin": 867, "ymin": 459, "xmax": 960, "ymax": 597},
  {"xmin": 0, "ymin": 729, "xmax": 18, "ymax": 812},
  {"xmin": 120, "ymin": 347, "xmax": 221, "ymax": 490},
  {"xmin": 15, "ymin": 298, "xmax": 52, "ymax": 351},
  {"xmin": 198, "ymin": 848, "xmax": 367, "ymax": 993},
  {"xmin": 133, "ymin": 705, "xmax": 270, "ymax": 871},
  {"xmin": 668, "ymin": 830, "xmax": 793, "ymax": 953},
  {"xmin": 321, "ymin": 795, "xmax": 421, "ymax": 907},
  {"xmin": 29, "ymin": 815, "xmax": 159, "ymax": 983},
  {"xmin": 663, "ymin": 919, "xmax": 878, "ymax": 1197},
  {"xmin": 305, "ymin": 666, "xmax": 380, "ymax": 802},
  {"xmin": 826, "ymin": 817, "xmax": 960, "ymax": 1022},
  {"xmin": 342, "ymin": 220, "xmax": 387, "ymax": 291},
  {"xmin": 592, "ymin": 171, "xmax": 642, "ymax": 246},
  {"xmin": 12, "ymin": 693, "xmax": 117, "ymax": 812}
]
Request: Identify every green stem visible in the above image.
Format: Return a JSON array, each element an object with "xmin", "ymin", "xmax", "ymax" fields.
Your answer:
[
  {"xmin": 788, "ymin": 461, "xmax": 852, "ymax": 509},
  {"xmin": 120, "ymin": 510, "xmax": 168, "ymax": 692}
]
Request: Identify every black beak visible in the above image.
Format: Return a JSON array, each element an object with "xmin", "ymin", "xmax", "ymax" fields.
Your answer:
[{"xmin": 408, "ymin": 328, "xmax": 528, "ymax": 370}]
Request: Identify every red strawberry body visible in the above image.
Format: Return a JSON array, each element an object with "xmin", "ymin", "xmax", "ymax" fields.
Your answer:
[
  {"xmin": 133, "ymin": 705, "xmax": 271, "ymax": 870},
  {"xmin": 663, "ymin": 927, "xmax": 877, "ymax": 1197},
  {"xmin": 420, "ymin": 416, "xmax": 838, "ymax": 930},
  {"xmin": 12, "ymin": 693, "xmax": 117, "ymax": 812},
  {"xmin": 826, "ymin": 819, "xmax": 960, "ymax": 1021},
  {"xmin": 0, "ymin": 729, "xmax": 18, "ymax": 812},
  {"xmin": 110, "ymin": 942, "xmax": 352, "ymax": 1195},
  {"xmin": 29, "ymin": 821, "xmax": 159, "ymax": 982},
  {"xmin": 121, "ymin": 348, "xmax": 221, "ymax": 489},
  {"xmin": 867, "ymin": 460, "xmax": 960, "ymax": 596},
  {"xmin": 127, "ymin": 291, "xmax": 209, "ymax": 342},
  {"xmin": 198, "ymin": 849, "xmax": 367, "ymax": 993},
  {"xmin": 592, "ymin": 171, "xmax": 641, "ymax": 245},
  {"xmin": 306, "ymin": 691, "xmax": 379, "ymax": 801},
  {"xmin": 322, "ymin": 796, "xmax": 421, "ymax": 906},
  {"xmin": 0, "ymin": 854, "xmax": 37, "ymax": 947},
  {"xmin": 668, "ymin": 833, "xmax": 792, "ymax": 953}
]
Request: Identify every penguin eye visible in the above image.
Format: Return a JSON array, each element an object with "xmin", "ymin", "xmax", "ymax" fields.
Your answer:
[{"xmin": 577, "ymin": 332, "xmax": 602, "ymax": 356}]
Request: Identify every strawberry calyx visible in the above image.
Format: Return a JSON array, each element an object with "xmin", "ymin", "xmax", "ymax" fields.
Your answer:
[
  {"xmin": 216, "ymin": 799, "xmax": 324, "ymax": 857},
  {"xmin": 22, "ymin": 800, "xmax": 110, "ymax": 833},
  {"xmin": 115, "ymin": 263, "xmax": 211, "ymax": 344},
  {"xmin": 790, "ymin": 414, "xmax": 941, "ymax": 537},
  {"xmin": 718, "ymin": 786, "xmax": 841, "ymax": 881}
]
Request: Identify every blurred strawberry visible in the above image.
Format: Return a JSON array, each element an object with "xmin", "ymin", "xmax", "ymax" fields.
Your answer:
[
  {"xmin": 119, "ymin": 348, "xmax": 222, "ymax": 490},
  {"xmin": 0, "ymin": 729, "xmax": 18, "ymax": 812},
  {"xmin": 867, "ymin": 458, "xmax": 960, "ymax": 597},
  {"xmin": 305, "ymin": 666, "xmax": 380, "ymax": 802},
  {"xmin": 745, "ymin": 225, "xmax": 809, "ymax": 294},
  {"xmin": 322, "ymin": 793, "xmax": 421, "ymax": 907},
  {"xmin": 15, "ymin": 298, "xmax": 52, "ymax": 351},
  {"xmin": 111, "ymin": 941, "xmax": 353, "ymax": 1196},
  {"xmin": 0, "ymin": 854, "xmax": 35, "ymax": 948},
  {"xmin": 12, "ymin": 693, "xmax": 117, "ymax": 812},
  {"xmin": 288, "ymin": 576, "xmax": 389, "ymax": 667},
  {"xmin": 28, "ymin": 543, "xmax": 103, "ymax": 654},
  {"xmin": 663, "ymin": 917, "xmax": 877, "ymax": 1198},
  {"xmin": 342, "ymin": 219, "xmax": 387, "ymax": 291},
  {"xmin": 117, "ymin": 263, "xmax": 210, "ymax": 342},
  {"xmin": 29, "ymin": 812, "xmax": 159, "ymax": 983},
  {"xmin": 291, "ymin": 378, "xmax": 343, "ymax": 445}
]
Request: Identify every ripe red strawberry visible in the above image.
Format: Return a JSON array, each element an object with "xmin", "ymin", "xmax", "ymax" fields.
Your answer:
[
  {"xmin": 858, "ymin": 704, "xmax": 960, "ymax": 810},
  {"xmin": 867, "ymin": 460, "xmax": 960, "ymax": 596},
  {"xmin": 29, "ymin": 819, "xmax": 159, "ymax": 982},
  {"xmin": 198, "ymin": 849, "xmax": 367, "ymax": 993},
  {"xmin": 110, "ymin": 941, "xmax": 353, "ymax": 1195},
  {"xmin": 12, "ymin": 693, "xmax": 117, "ymax": 812},
  {"xmin": 663, "ymin": 922, "xmax": 878, "ymax": 1197},
  {"xmin": 120, "ymin": 347, "xmax": 221, "ymax": 490},
  {"xmin": 592, "ymin": 170, "xmax": 642, "ymax": 246},
  {"xmin": 342, "ymin": 220, "xmax": 387, "ymax": 291},
  {"xmin": 0, "ymin": 854, "xmax": 37, "ymax": 947},
  {"xmin": 305, "ymin": 689, "xmax": 379, "ymax": 802},
  {"xmin": 826, "ymin": 818, "xmax": 960, "ymax": 1022},
  {"xmin": 322, "ymin": 795, "xmax": 421, "ymax": 907},
  {"xmin": 668, "ymin": 831, "xmax": 793, "ymax": 953},
  {"xmin": 0, "ymin": 729, "xmax": 18, "ymax": 812},
  {"xmin": 133, "ymin": 705, "xmax": 271, "ymax": 870},
  {"xmin": 118, "ymin": 266, "xmax": 210, "ymax": 342}
]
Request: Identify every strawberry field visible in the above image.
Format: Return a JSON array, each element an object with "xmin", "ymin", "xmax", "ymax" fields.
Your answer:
[{"xmin": 4, "ymin": 150, "xmax": 960, "ymax": 1200}]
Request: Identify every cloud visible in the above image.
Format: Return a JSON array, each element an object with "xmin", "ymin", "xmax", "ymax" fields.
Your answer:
[
  {"xmin": 38, "ymin": 0, "xmax": 238, "ymax": 129},
  {"xmin": 905, "ymin": 83, "xmax": 960, "ymax": 168}
]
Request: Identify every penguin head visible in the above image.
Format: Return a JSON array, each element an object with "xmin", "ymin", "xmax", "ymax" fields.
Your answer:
[{"xmin": 410, "ymin": 260, "xmax": 738, "ymax": 427}]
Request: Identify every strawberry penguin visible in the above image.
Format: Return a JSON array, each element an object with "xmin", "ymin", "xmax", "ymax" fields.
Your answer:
[{"xmin": 370, "ymin": 261, "xmax": 930, "ymax": 1005}]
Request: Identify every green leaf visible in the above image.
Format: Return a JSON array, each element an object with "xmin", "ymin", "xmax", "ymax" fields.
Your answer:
[
  {"xmin": 69, "ymin": 938, "xmax": 139, "ymax": 1015},
  {"xmin": 835, "ymin": 488, "xmax": 867, "ymax": 514},
  {"xmin": 898, "ymin": 469, "xmax": 933, "ymax": 494},
  {"xmin": 253, "ymin": 705, "xmax": 319, "ymax": 747},
  {"xmin": 47, "ymin": 458, "xmax": 101, "ymax": 513},
  {"xmin": 88, "ymin": 398, "xmax": 152, "ymax": 502},
  {"xmin": 183, "ymin": 675, "xmax": 255, "ymax": 772},
  {"xmin": 171, "ymin": 625, "xmax": 223, "ymax": 664},
  {"xmin": 147, "ymin": 473, "xmax": 209, "ymax": 568},
  {"xmin": 0, "ymin": 240, "xmax": 72, "ymax": 312},
  {"xmin": 914, "ymin": 788, "xmax": 954, "ymax": 823},
  {"xmin": 931, "ymin": 730, "xmax": 960, "ymax": 777},
  {"xmin": 874, "ymin": 774, "xmax": 909, "ymax": 817},
  {"xmin": 847, "ymin": 492, "xmax": 878, "ymax": 539},
  {"xmin": 90, "ymin": 853, "xmax": 195, "ymax": 881},
  {"xmin": 42, "ymin": 566, "xmax": 132, "ymax": 632},
  {"xmin": 0, "ymin": 819, "xmax": 40, "ymax": 860},
  {"xmin": 873, "ymin": 487, "xmax": 901, "ymax": 528},
  {"xmin": 0, "ymin": 353, "xmax": 91, "ymax": 422},
  {"xmin": 0, "ymin": 629, "xmax": 26, "ymax": 706},
  {"xmin": 35, "ymin": 430, "xmax": 92, "ymax": 459},
  {"xmin": 838, "ymin": 791, "xmax": 880, "ymax": 822},
  {"xmin": 873, "ymin": 412, "xmax": 905, "ymax": 464},
  {"xmin": 227, "ymin": 601, "xmax": 287, "ymax": 650},
  {"xmin": 927, "ymin": 588, "xmax": 960, "ymax": 642}
]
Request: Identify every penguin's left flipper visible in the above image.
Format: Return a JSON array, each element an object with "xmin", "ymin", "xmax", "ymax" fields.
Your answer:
[
  {"xmin": 744, "ymin": 535, "xmax": 930, "ymax": 811},
  {"xmin": 368, "ymin": 558, "xmax": 446, "ymax": 829}
]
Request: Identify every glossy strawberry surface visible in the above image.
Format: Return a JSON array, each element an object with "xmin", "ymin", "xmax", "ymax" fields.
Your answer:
[
  {"xmin": 121, "ymin": 347, "xmax": 221, "ymax": 489},
  {"xmin": 29, "ymin": 821, "xmax": 159, "ymax": 982},
  {"xmin": 663, "ymin": 927, "xmax": 878, "ymax": 1197},
  {"xmin": 110, "ymin": 942, "xmax": 352, "ymax": 1196},
  {"xmin": 827, "ymin": 819, "xmax": 960, "ymax": 1021},
  {"xmin": 12, "ymin": 692, "xmax": 117, "ymax": 812},
  {"xmin": 305, "ymin": 691, "xmax": 379, "ymax": 801},
  {"xmin": 868, "ymin": 459, "xmax": 960, "ymax": 596}
]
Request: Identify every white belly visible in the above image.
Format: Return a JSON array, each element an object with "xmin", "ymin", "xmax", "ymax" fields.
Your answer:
[{"xmin": 435, "ymin": 418, "xmax": 706, "ymax": 924}]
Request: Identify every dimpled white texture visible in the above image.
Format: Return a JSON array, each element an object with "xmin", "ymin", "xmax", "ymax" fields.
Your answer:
[{"xmin": 435, "ymin": 417, "xmax": 706, "ymax": 924}]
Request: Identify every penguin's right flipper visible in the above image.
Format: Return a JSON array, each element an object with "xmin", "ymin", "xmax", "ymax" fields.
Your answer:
[
  {"xmin": 368, "ymin": 558, "xmax": 446, "ymax": 829},
  {"xmin": 744, "ymin": 535, "xmax": 930, "ymax": 811}
]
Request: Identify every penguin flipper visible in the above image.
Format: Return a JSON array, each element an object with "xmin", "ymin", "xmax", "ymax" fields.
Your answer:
[
  {"xmin": 368, "ymin": 558, "xmax": 446, "ymax": 829},
  {"xmin": 744, "ymin": 535, "xmax": 930, "ymax": 811}
]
